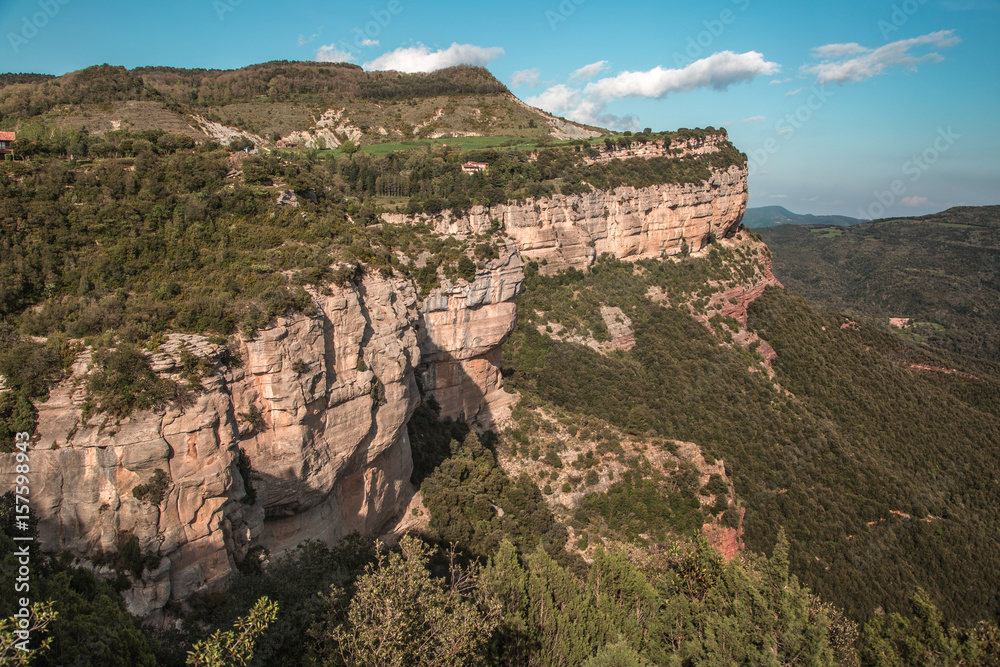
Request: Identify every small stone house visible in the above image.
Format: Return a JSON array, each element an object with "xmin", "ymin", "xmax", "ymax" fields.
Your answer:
[
  {"xmin": 0, "ymin": 131, "xmax": 14, "ymax": 158},
  {"xmin": 462, "ymin": 161, "xmax": 488, "ymax": 174}
]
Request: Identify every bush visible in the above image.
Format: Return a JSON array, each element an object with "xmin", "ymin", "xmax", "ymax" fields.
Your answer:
[
  {"xmin": 722, "ymin": 507, "xmax": 742, "ymax": 529},
  {"xmin": 131, "ymin": 469, "xmax": 170, "ymax": 505},
  {"xmin": 457, "ymin": 255, "xmax": 477, "ymax": 282},
  {"xmin": 0, "ymin": 391, "xmax": 37, "ymax": 453},
  {"xmin": 86, "ymin": 344, "xmax": 177, "ymax": 419},
  {"xmin": 543, "ymin": 449, "xmax": 563, "ymax": 468}
]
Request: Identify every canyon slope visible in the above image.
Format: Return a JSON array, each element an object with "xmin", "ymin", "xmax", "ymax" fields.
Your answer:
[{"xmin": 0, "ymin": 127, "xmax": 750, "ymax": 625}]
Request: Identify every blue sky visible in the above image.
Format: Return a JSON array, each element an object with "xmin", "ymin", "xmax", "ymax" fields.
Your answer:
[{"xmin": 2, "ymin": 0, "xmax": 998, "ymax": 217}]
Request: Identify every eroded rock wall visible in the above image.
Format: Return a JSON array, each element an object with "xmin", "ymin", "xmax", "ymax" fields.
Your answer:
[
  {"xmin": 0, "ymin": 273, "xmax": 421, "ymax": 624},
  {"xmin": 386, "ymin": 165, "xmax": 748, "ymax": 276},
  {"xmin": 417, "ymin": 243, "xmax": 524, "ymax": 427}
]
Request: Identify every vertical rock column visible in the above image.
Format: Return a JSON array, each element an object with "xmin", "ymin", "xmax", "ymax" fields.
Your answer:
[
  {"xmin": 418, "ymin": 244, "xmax": 525, "ymax": 428},
  {"xmin": 233, "ymin": 273, "xmax": 422, "ymax": 555}
]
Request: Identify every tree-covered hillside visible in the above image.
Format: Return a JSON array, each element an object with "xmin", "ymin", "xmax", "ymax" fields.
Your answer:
[
  {"xmin": 758, "ymin": 206, "xmax": 1000, "ymax": 364},
  {"xmin": 0, "ymin": 62, "xmax": 603, "ymax": 148},
  {"xmin": 502, "ymin": 246, "xmax": 1000, "ymax": 627}
]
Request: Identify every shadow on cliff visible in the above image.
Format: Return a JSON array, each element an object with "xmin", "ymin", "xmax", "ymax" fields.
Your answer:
[{"xmin": 408, "ymin": 349, "xmax": 500, "ymax": 488}]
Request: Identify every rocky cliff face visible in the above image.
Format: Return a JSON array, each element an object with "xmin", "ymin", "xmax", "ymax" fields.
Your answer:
[
  {"xmin": 0, "ymin": 273, "xmax": 422, "ymax": 625},
  {"xmin": 235, "ymin": 275, "xmax": 422, "ymax": 554},
  {"xmin": 417, "ymin": 243, "xmax": 524, "ymax": 428},
  {"xmin": 387, "ymin": 165, "xmax": 748, "ymax": 276},
  {"xmin": 0, "ymin": 149, "xmax": 752, "ymax": 622}
]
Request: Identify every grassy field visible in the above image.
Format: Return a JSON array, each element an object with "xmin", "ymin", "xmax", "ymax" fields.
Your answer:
[
  {"xmin": 331, "ymin": 131, "xmax": 658, "ymax": 157},
  {"xmin": 358, "ymin": 135, "xmax": 541, "ymax": 155},
  {"xmin": 318, "ymin": 134, "xmax": 615, "ymax": 157},
  {"xmin": 809, "ymin": 227, "xmax": 846, "ymax": 239}
]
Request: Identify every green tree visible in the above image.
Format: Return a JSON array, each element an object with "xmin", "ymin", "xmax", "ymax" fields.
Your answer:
[
  {"xmin": 0, "ymin": 602, "xmax": 57, "ymax": 666},
  {"xmin": 862, "ymin": 588, "xmax": 977, "ymax": 666},
  {"xmin": 311, "ymin": 536, "xmax": 500, "ymax": 667},
  {"xmin": 186, "ymin": 596, "xmax": 279, "ymax": 667}
]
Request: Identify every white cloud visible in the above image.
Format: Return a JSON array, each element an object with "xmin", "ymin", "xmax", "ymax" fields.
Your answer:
[
  {"xmin": 740, "ymin": 115, "xmax": 766, "ymax": 123},
  {"xmin": 770, "ymin": 194, "xmax": 789, "ymax": 198},
  {"xmin": 511, "ymin": 68, "xmax": 540, "ymax": 88},
  {"xmin": 299, "ymin": 28, "xmax": 323, "ymax": 47},
  {"xmin": 777, "ymin": 128, "xmax": 793, "ymax": 136},
  {"xmin": 901, "ymin": 196, "xmax": 931, "ymax": 206},
  {"xmin": 811, "ymin": 43, "xmax": 868, "ymax": 58},
  {"xmin": 364, "ymin": 43, "xmax": 504, "ymax": 73},
  {"xmin": 584, "ymin": 51, "xmax": 779, "ymax": 100},
  {"xmin": 569, "ymin": 60, "xmax": 608, "ymax": 83},
  {"xmin": 804, "ymin": 30, "xmax": 961, "ymax": 84},
  {"xmin": 315, "ymin": 44, "xmax": 355, "ymax": 63},
  {"xmin": 785, "ymin": 88, "xmax": 803, "ymax": 96},
  {"xmin": 527, "ymin": 51, "xmax": 777, "ymax": 130},
  {"xmin": 359, "ymin": 39, "xmax": 379, "ymax": 47},
  {"xmin": 769, "ymin": 77, "xmax": 792, "ymax": 85}
]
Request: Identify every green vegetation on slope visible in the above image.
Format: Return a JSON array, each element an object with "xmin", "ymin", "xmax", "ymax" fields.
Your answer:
[
  {"xmin": 758, "ymin": 206, "xmax": 1000, "ymax": 364},
  {"xmin": 0, "ymin": 62, "xmax": 597, "ymax": 148},
  {"xmin": 502, "ymin": 249, "xmax": 1000, "ymax": 626}
]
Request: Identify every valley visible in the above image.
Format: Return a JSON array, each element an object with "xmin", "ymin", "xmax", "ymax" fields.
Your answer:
[{"xmin": 0, "ymin": 62, "xmax": 998, "ymax": 665}]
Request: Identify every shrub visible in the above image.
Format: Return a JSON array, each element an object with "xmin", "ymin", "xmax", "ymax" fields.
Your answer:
[
  {"xmin": 543, "ymin": 450, "xmax": 563, "ymax": 468},
  {"xmin": 131, "ymin": 469, "xmax": 170, "ymax": 505},
  {"xmin": 86, "ymin": 344, "xmax": 177, "ymax": 419},
  {"xmin": 238, "ymin": 448, "xmax": 257, "ymax": 505},
  {"xmin": 457, "ymin": 255, "xmax": 477, "ymax": 282}
]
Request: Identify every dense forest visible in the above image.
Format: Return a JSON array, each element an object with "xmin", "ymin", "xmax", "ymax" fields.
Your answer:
[
  {"xmin": 0, "ymin": 63, "xmax": 510, "ymax": 126},
  {"xmin": 501, "ymin": 247, "xmax": 1000, "ymax": 627},
  {"xmin": 0, "ymin": 62, "xmax": 588, "ymax": 148},
  {"xmin": 758, "ymin": 206, "xmax": 1000, "ymax": 364}
]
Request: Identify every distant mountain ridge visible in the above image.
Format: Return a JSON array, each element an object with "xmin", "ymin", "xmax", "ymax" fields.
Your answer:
[
  {"xmin": 743, "ymin": 205, "xmax": 861, "ymax": 228},
  {"xmin": 757, "ymin": 205, "xmax": 1000, "ymax": 363}
]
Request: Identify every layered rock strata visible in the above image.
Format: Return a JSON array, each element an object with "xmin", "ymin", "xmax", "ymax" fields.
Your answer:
[
  {"xmin": 0, "ymin": 273, "xmax": 422, "ymax": 624},
  {"xmin": 0, "ymin": 152, "xmax": 753, "ymax": 622},
  {"xmin": 386, "ymin": 165, "xmax": 747, "ymax": 276},
  {"xmin": 417, "ymin": 243, "xmax": 524, "ymax": 427}
]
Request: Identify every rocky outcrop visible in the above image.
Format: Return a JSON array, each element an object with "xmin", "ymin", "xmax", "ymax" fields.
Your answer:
[
  {"xmin": 707, "ymin": 236, "xmax": 783, "ymax": 326},
  {"xmin": 0, "ymin": 273, "xmax": 421, "ymax": 625},
  {"xmin": 536, "ymin": 305, "xmax": 635, "ymax": 355},
  {"xmin": 672, "ymin": 441, "xmax": 746, "ymax": 562},
  {"xmin": 417, "ymin": 243, "xmax": 524, "ymax": 427},
  {"xmin": 234, "ymin": 274, "xmax": 421, "ymax": 554},
  {"xmin": 386, "ymin": 165, "xmax": 747, "ymax": 276},
  {"xmin": 576, "ymin": 134, "xmax": 728, "ymax": 165},
  {"xmin": 0, "ymin": 140, "xmax": 754, "ymax": 623}
]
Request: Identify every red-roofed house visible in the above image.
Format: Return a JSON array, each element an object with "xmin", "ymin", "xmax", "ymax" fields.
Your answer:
[
  {"xmin": 0, "ymin": 132, "xmax": 14, "ymax": 158},
  {"xmin": 462, "ymin": 161, "xmax": 488, "ymax": 174}
]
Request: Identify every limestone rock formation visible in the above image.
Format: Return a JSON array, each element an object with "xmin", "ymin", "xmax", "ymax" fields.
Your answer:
[
  {"xmin": 0, "ymin": 273, "xmax": 422, "ymax": 624},
  {"xmin": 235, "ymin": 274, "xmax": 421, "ymax": 554},
  {"xmin": 0, "ymin": 145, "xmax": 754, "ymax": 622},
  {"xmin": 386, "ymin": 165, "xmax": 747, "ymax": 276},
  {"xmin": 417, "ymin": 242, "xmax": 524, "ymax": 427}
]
